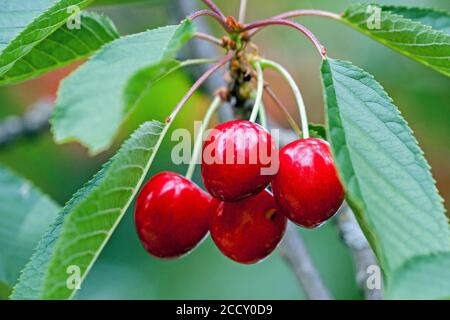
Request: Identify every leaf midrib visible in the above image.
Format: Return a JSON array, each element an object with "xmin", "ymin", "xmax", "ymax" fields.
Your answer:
[
  {"xmin": 326, "ymin": 58, "xmax": 450, "ymax": 275},
  {"xmin": 323, "ymin": 61, "xmax": 389, "ymax": 271},
  {"xmin": 330, "ymin": 64, "xmax": 440, "ymax": 209},
  {"xmin": 334, "ymin": 91, "xmax": 438, "ymax": 211}
]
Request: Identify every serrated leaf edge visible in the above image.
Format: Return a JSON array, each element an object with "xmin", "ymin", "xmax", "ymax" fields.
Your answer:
[
  {"xmin": 342, "ymin": 3, "xmax": 450, "ymax": 76},
  {"xmin": 0, "ymin": 0, "xmax": 94, "ymax": 76},
  {"xmin": 42, "ymin": 120, "xmax": 168, "ymax": 299}
]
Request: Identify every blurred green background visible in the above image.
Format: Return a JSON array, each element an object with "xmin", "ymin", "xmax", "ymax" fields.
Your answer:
[{"xmin": 0, "ymin": 0, "xmax": 448, "ymax": 299}]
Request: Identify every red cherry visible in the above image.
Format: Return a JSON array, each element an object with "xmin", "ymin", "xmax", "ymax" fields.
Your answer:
[
  {"xmin": 201, "ymin": 120, "xmax": 278, "ymax": 202},
  {"xmin": 135, "ymin": 172, "xmax": 214, "ymax": 258},
  {"xmin": 210, "ymin": 190, "xmax": 287, "ymax": 264},
  {"xmin": 272, "ymin": 138, "xmax": 344, "ymax": 228}
]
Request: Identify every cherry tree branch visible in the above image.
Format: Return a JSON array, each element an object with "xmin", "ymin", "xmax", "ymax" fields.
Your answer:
[
  {"xmin": 0, "ymin": 98, "xmax": 53, "ymax": 148},
  {"xmin": 281, "ymin": 224, "xmax": 332, "ymax": 300},
  {"xmin": 335, "ymin": 203, "xmax": 383, "ymax": 300}
]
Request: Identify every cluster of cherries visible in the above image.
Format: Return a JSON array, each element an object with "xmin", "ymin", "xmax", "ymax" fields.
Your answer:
[{"xmin": 135, "ymin": 119, "xmax": 344, "ymax": 264}]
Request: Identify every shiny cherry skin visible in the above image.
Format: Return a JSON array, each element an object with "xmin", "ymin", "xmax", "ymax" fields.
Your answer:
[
  {"xmin": 210, "ymin": 190, "xmax": 287, "ymax": 264},
  {"xmin": 201, "ymin": 120, "xmax": 278, "ymax": 202},
  {"xmin": 135, "ymin": 172, "xmax": 214, "ymax": 258},
  {"xmin": 272, "ymin": 138, "xmax": 344, "ymax": 228}
]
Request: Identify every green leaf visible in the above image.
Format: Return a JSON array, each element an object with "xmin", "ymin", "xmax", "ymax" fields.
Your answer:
[
  {"xmin": 10, "ymin": 162, "xmax": 106, "ymax": 300},
  {"xmin": 386, "ymin": 252, "xmax": 450, "ymax": 299},
  {"xmin": 383, "ymin": 6, "xmax": 450, "ymax": 33},
  {"xmin": 12, "ymin": 120, "xmax": 169, "ymax": 300},
  {"xmin": 0, "ymin": 0, "xmax": 94, "ymax": 78},
  {"xmin": 321, "ymin": 58, "xmax": 450, "ymax": 298},
  {"xmin": 342, "ymin": 4, "xmax": 450, "ymax": 76},
  {"xmin": 0, "ymin": 165, "xmax": 59, "ymax": 288},
  {"xmin": 0, "ymin": 11, "xmax": 119, "ymax": 86},
  {"xmin": 51, "ymin": 20, "xmax": 194, "ymax": 154},
  {"xmin": 123, "ymin": 60, "xmax": 181, "ymax": 114}
]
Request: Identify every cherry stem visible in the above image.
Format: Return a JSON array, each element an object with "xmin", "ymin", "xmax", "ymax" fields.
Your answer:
[
  {"xmin": 188, "ymin": 10, "xmax": 230, "ymax": 32},
  {"xmin": 259, "ymin": 59, "xmax": 310, "ymax": 139},
  {"xmin": 258, "ymin": 101, "xmax": 268, "ymax": 129},
  {"xmin": 249, "ymin": 61, "xmax": 264, "ymax": 123},
  {"xmin": 202, "ymin": 0, "xmax": 227, "ymax": 21},
  {"xmin": 264, "ymin": 85, "xmax": 302, "ymax": 136},
  {"xmin": 242, "ymin": 19, "xmax": 326, "ymax": 58},
  {"xmin": 271, "ymin": 9, "xmax": 342, "ymax": 21},
  {"xmin": 166, "ymin": 51, "xmax": 234, "ymax": 124},
  {"xmin": 238, "ymin": 0, "xmax": 248, "ymax": 23},
  {"xmin": 193, "ymin": 32, "xmax": 224, "ymax": 47},
  {"xmin": 185, "ymin": 96, "xmax": 222, "ymax": 181}
]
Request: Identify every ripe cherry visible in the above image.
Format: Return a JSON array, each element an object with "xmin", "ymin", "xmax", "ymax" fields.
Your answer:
[
  {"xmin": 135, "ymin": 172, "xmax": 215, "ymax": 258},
  {"xmin": 210, "ymin": 190, "xmax": 287, "ymax": 264},
  {"xmin": 201, "ymin": 120, "xmax": 278, "ymax": 202},
  {"xmin": 272, "ymin": 138, "xmax": 344, "ymax": 228}
]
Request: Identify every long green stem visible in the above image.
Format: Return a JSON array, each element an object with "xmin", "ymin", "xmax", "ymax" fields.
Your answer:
[
  {"xmin": 258, "ymin": 102, "xmax": 268, "ymax": 129},
  {"xmin": 249, "ymin": 61, "xmax": 264, "ymax": 123},
  {"xmin": 259, "ymin": 59, "xmax": 309, "ymax": 138},
  {"xmin": 185, "ymin": 96, "xmax": 222, "ymax": 180}
]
